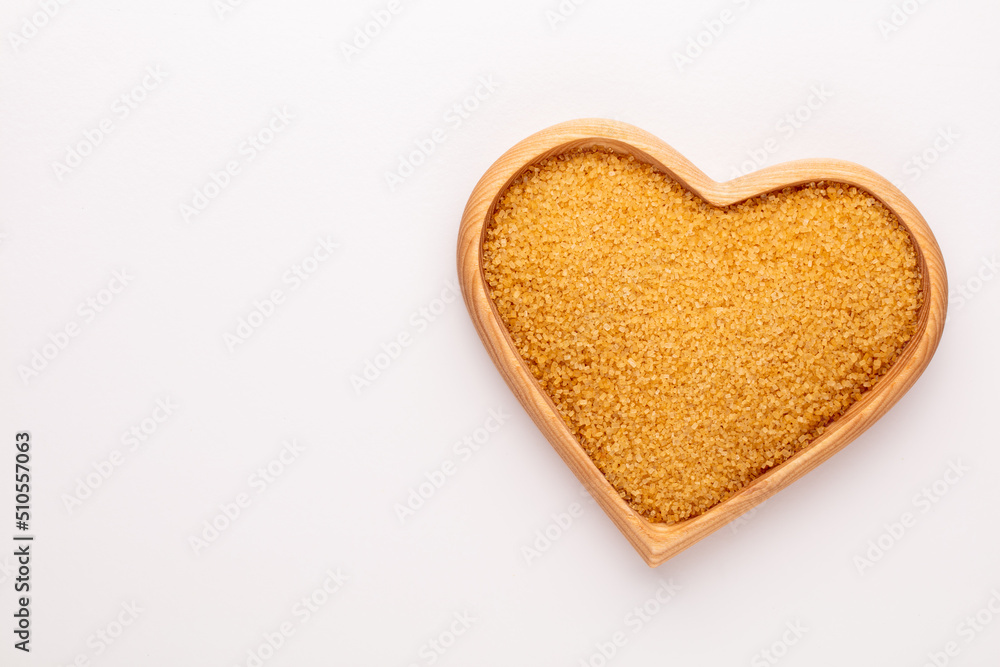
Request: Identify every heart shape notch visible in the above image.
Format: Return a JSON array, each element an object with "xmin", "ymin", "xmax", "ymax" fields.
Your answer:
[{"xmin": 457, "ymin": 119, "xmax": 946, "ymax": 566}]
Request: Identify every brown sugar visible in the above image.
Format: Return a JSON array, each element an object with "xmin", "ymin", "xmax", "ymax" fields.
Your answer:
[{"xmin": 482, "ymin": 148, "xmax": 923, "ymax": 523}]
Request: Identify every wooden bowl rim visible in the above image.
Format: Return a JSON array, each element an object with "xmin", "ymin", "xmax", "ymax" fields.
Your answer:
[{"xmin": 456, "ymin": 118, "xmax": 947, "ymax": 566}]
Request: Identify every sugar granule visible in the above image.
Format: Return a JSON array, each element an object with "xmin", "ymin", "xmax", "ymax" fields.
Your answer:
[{"xmin": 483, "ymin": 149, "xmax": 922, "ymax": 523}]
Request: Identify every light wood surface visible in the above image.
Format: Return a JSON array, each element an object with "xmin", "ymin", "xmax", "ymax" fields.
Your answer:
[{"xmin": 456, "ymin": 119, "xmax": 948, "ymax": 567}]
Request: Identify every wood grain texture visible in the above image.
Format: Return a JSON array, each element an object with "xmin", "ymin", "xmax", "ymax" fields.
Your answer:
[{"xmin": 456, "ymin": 119, "xmax": 947, "ymax": 567}]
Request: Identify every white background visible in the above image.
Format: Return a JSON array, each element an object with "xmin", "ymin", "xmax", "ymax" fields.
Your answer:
[{"xmin": 1, "ymin": 1, "xmax": 999, "ymax": 665}]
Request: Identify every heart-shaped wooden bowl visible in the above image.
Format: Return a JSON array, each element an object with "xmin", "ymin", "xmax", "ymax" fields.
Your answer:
[{"xmin": 457, "ymin": 119, "xmax": 947, "ymax": 567}]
